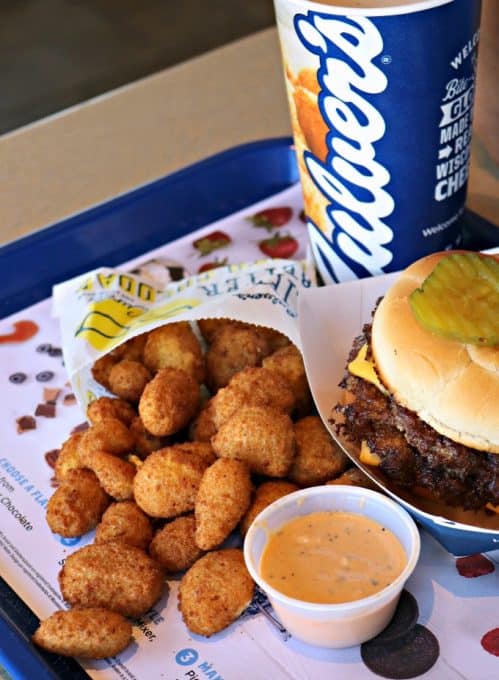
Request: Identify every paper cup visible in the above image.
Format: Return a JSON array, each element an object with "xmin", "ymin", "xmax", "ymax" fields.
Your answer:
[
  {"xmin": 244, "ymin": 486, "xmax": 421, "ymax": 648},
  {"xmin": 274, "ymin": 0, "xmax": 482, "ymax": 283}
]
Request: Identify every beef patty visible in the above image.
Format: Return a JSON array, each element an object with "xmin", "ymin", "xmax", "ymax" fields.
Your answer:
[{"xmin": 335, "ymin": 324, "xmax": 499, "ymax": 510}]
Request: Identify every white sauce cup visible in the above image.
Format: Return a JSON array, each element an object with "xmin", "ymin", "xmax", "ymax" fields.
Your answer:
[{"xmin": 243, "ymin": 485, "xmax": 421, "ymax": 648}]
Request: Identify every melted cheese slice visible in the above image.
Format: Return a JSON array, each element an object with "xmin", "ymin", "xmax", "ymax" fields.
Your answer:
[
  {"xmin": 348, "ymin": 344, "xmax": 384, "ymax": 468},
  {"xmin": 348, "ymin": 343, "xmax": 387, "ymax": 394},
  {"xmin": 360, "ymin": 440, "xmax": 381, "ymax": 467}
]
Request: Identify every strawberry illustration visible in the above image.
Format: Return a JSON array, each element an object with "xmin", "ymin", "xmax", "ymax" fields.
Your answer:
[
  {"xmin": 197, "ymin": 258, "xmax": 228, "ymax": 273},
  {"xmin": 249, "ymin": 207, "xmax": 292, "ymax": 230},
  {"xmin": 456, "ymin": 554, "xmax": 494, "ymax": 578},
  {"xmin": 193, "ymin": 231, "xmax": 231, "ymax": 256},
  {"xmin": 258, "ymin": 234, "xmax": 298, "ymax": 259}
]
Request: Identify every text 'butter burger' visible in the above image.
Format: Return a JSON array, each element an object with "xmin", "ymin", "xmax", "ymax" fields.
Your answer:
[{"xmin": 335, "ymin": 251, "xmax": 499, "ymax": 513}]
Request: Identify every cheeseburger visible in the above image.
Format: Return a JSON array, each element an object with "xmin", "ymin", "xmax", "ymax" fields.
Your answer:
[{"xmin": 336, "ymin": 251, "xmax": 499, "ymax": 512}]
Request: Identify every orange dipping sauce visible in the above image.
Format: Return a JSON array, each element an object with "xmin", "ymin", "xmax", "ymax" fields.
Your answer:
[{"xmin": 260, "ymin": 511, "xmax": 406, "ymax": 604}]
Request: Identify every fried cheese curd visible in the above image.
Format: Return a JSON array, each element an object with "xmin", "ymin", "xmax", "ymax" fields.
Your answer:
[
  {"xmin": 188, "ymin": 398, "xmax": 217, "ymax": 442},
  {"xmin": 46, "ymin": 469, "xmax": 109, "ymax": 538},
  {"xmin": 211, "ymin": 366, "xmax": 295, "ymax": 429},
  {"xmin": 54, "ymin": 431, "xmax": 85, "ymax": 482},
  {"xmin": 262, "ymin": 343, "xmax": 313, "ymax": 417},
  {"xmin": 87, "ymin": 396, "xmax": 136, "ymax": 427},
  {"xmin": 112, "ymin": 333, "xmax": 148, "ymax": 362},
  {"xmin": 95, "ymin": 501, "xmax": 153, "ymax": 550},
  {"xmin": 33, "ymin": 608, "xmax": 133, "ymax": 660},
  {"xmin": 327, "ymin": 466, "xmax": 378, "ymax": 490},
  {"xmin": 133, "ymin": 447, "xmax": 208, "ymax": 518},
  {"xmin": 288, "ymin": 416, "xmax": 349, "ymax": 486},
  {"xmin": 197, "ymin": 318, "xmax": 248, "ymax": 344},
  {"xmin": 195, "ymin": 459, "xmax": 252, "ymax": 551},
  {"xmin": 258, "ymin": 326, "xmax": 291, "ymax": 353},
  {"xmin": 143, "ymin": 322, "xmax": 206, "ymax": 383},
  {"xmin": 197, "ymin": 318, "xmax": 289, "ymax": 352},
  {"xmin": 108, "ymin": 360, "xmax": 152, "ymax": 403},
  {"xmin": 212, "ymin": 405, "xmax": 295, "ymax": 477},
  {"xmin": 205, "ymin": 324, "xmax": 273, "ymax": 391},
  {"xmin": 240, "ymin": 480, "xmax": 299, "ymax": 536},
  {"xmin": 83, "ymin": 450, "xmax": 136, "ymax": 501},
  {"xmin": 178, "ymin": 548, "xmax": 254, "ymax": 637},
  {"xmin": 91, "ymin": 353, "xmax": 117, "ymax": 391},
  {"xmin": 129, "ymin": 415, "xmax": 168, "ymax": 458},
  {"xmin": 78, "ymin": 418, "xmax": 135, "ymax": 466},
  {"xmin": 139, "ymin": 367, "xmax": 200, "ymax": 436},
  {"xmin": 59, "ymin": 543, "xmax": 165, "ymax": 618},
  {"xmin": 149, "ymin": 515, "xmax": 204, "ymax": 573},
  {"xmin": 171, "ymin": 441, "xmax": 217, "ymax": 466}
]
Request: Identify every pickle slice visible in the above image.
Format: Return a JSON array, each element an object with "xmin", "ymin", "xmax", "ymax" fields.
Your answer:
[{"xmin": 409, "ymin": 252, "xmax": 499, "ymax": 346}]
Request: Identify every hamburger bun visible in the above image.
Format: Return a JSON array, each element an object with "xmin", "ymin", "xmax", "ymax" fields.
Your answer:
[{"xmin": 372, "ymin": 251, "xmax": 499, "ymax": 453}]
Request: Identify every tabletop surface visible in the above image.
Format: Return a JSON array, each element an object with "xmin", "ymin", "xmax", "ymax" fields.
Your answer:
[{"xmin": 0, "ymin": 29, "xmax": 291, "ymax": 245}]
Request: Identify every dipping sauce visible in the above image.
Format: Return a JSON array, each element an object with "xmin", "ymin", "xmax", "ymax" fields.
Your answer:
[{"xmin": 260, "ymin": 511, "xmax": 406, "ymax": 604}]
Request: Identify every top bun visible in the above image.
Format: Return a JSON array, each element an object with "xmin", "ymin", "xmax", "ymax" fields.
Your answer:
[{"xmin": 372, "ymin": 251, "xmax": 499, "ymax": 454}]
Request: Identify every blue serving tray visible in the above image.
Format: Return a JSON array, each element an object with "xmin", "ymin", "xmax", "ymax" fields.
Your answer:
[{"xmin": 0, "ymin": 137, "xmax": 497, "ymax": 679}]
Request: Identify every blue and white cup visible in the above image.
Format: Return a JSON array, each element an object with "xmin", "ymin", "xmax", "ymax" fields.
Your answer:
[{"xmin": 274, "ymin": 0, "xmax": 482, "ymax": 283}]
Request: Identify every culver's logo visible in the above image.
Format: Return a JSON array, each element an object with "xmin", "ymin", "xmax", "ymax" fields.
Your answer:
[{"xmin": 295, "ymin": 13, "xmax": 395, "ymax": 281}]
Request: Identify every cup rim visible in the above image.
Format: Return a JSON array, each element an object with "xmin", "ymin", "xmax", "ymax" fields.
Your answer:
[
  {"xmin": 273, "ymin": 0, "xmax": 453, "ymax": 19},
  {"xmin": 243, "ymin": 485, "xmax": 421, "ymax": 613}
]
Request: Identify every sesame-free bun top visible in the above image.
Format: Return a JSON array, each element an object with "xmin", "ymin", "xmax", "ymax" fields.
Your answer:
[{"xmin": 372, "ymin": 251, "xmax": 499, "ymax": 454}]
